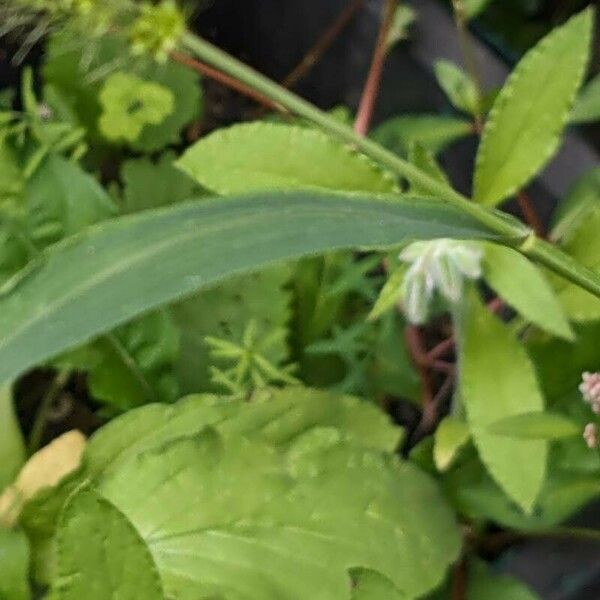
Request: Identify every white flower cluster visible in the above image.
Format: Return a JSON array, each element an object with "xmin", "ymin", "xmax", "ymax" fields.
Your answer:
[
  {"xmin": 399, "ymin": 239, "xmax": 483, "ymax": 325},
  {"xmin": 580, "ymin": 371, "xmax": 600, "ymax": 414},
  {"xmin": 583, "ymin": 423, "xmax": 598, "ymax": 450}
]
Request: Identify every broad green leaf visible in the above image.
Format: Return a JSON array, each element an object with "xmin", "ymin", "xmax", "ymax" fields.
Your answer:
[
  {"xmin": 367, "ymin": 265, "xmax": 405, "ymax": 321},
  {"xmin": 371, "ymin": 115, "xmax": 472, "ymax": 156},
  {"xmin": 121, "ymin": 151, "xmax": 201, "ymax": 213},
  {"xmin": 0, "ymin": 192, "xmax": 500, "ymax": 386},
  {"xmin": 487, "ymin": 412, "xmax": 580, "ymax": 440},
  {"xmin": 177, "ymin": 122, "xmax": 397, "ymax": 194},
  {"xmin": 434, "ymin": 416, "xmax": 471, "ymax": 472},
  {"xmin": 85, "ymin": 388, "xmax": 403, "ymax": 478},
  {"xmin": 457, "ymin": 288, "xmax": 547, "ymax": 513},
  {"xmin": 0, "ymin": 527, "xmax": 31, "ymax": 600},
  {"xmin": 56, "ymin": 310, "xmax": 180, "ymax": 414},
  {"xmin": 474, "ymin": 10, "xmax": 593, "ymax": 206},
  {"xmin": 481, "ymin": 243, "xmax": 573, "ymax": 339},
  {"xmin": 51, "ymin": 488, "xmax": 163, "ymax": 599},
  {"xmin": 434, "ymin": 60, "xmax": 479, "ymax": 115},
  {"xmin": 56, "ymin": 418, "xmax": 459, "ymax": 598},
  {"xmin": 571, "ymin": 74, "xmax": 600, "ymax": 123},
  {"xmin": 556, "ymin": 209, "xmax": 600, "ymax": 321},
  {"xmin": 0, "ymin": 386, "xmax": 26, "ymax": 492}
]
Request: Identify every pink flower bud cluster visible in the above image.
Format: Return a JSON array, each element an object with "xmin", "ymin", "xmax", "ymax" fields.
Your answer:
[
  {"xmin": 580, "ymin": 372, "xmax": 600, "ymax": 414},
  {"xmin": 583, "ymin": 423, "xmax": 598, "ymax": 450}
]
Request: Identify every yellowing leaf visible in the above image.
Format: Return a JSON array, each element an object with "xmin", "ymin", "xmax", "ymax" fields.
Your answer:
[
  {"xmin": 457, "ymin": 289, "xmax": 547, "ymax": 513},
  {"xmin": 0, "ymin": 431, "xmax": 85, "ymax": 527},
  {"xmin": 474, "ymin": 10, "xmax": 593, "ymax": 206}
]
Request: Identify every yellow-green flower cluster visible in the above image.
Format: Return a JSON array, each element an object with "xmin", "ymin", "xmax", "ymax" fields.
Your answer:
[{"xmin": 129, "ymin": 1, "xmax": 186, "ymax": 62}]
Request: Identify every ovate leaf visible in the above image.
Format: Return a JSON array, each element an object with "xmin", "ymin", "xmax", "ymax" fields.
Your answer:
[
  {"xmin": 0, "ymin": 527, "xmax": 31, "ymax": 600},
  {"xmin": 52, "ymin": 488, "xmax": 163, "ymax": 599},
  {"xmin": 53, "ymin": 394, "xmax": 458, "ymax": 599},
  {"xmin": 487, "ymin": 412, "xmax": 580, "ymax": 440},
  {"xmin": 177, "ymin": 122, "xmax": 397, "ymax": 194},
  {"xmin": 571, "ymin": 74, "xmax": 600, "ymax": 124},
  {"xmin": 0, "ymin": 192, "xmax": 500, "ymax": 386},
  {"xmin": 481, "ymin": 243, "xmax": 573, "ymax": 339},
  {"xmin": 474, "ymin": 10, "xmax": 593, "ymax": 206},
  {"xmin": 457, "ymin": 289, "xmax": 547, "ymax": 513},
  {"xmin": 368, "ymin": 265, "xmax": 406, "ymax": 321},
  {"xmin": 434, "ymin": 60, "xmax": 479, "ymax": 115}
]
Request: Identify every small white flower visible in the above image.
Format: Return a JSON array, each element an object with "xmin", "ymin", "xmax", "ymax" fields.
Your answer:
[
  {"xmin": 399, "ymin": 239, "xmax": 482, "ymax": 324},
  {"xmin": 580, "ymin": 372, "xmax": 600, "ymax": 414}
]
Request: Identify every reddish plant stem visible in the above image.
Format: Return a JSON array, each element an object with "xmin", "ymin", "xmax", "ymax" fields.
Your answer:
[
  {"xmin": 417, "ymin": 372, "xmax": 456, "ymax": 436},
  {"xmin": 170, "ymin": 50, "xmax": 285, "ymax": 113},
  {"xmin": 516, "ymin": 190, "xmax": 546, "ymax": 238},
  {"xmin": 282, "ymin": 0, "xmax": 365, "ymax": 90},
  {"xmin": 451, "ymin": 558, "xmax": 468, "ymax": 600},
  {"xmin": 405, "ymin": 325, "xmax": 434, "ymax": 410},
  {"xmin": 353, "ymin": 0, "xmax": 397, "ymax": 136}
]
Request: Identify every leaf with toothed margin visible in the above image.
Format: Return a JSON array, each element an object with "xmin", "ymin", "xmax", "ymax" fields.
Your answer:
[
  {"xmin": 176, "ymin": 122, "xmax": 399, "ymax": 194},
  {"xmin": 456, "ymin": 287, "xmax": 547, "ymax": 514},
  {"xmin": 473, "ymin": 9, "xmax": 593, "ymax": 206}
]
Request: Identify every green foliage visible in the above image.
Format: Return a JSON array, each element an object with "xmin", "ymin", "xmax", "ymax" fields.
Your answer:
[
  {"xmin": 46, "ymin": 389, "xmax": 460, "ymax": 599},
  {"xmin": 434, "ymin": 60, "xmax": 480, "ymax": 116},
  {"xmin": 0, "ymin": 192, "xmax": 499, "ymax": 387},
  {"xmin": 457, "ymin": 288, "xmax": 547, "ymax": 513},
  {"xmin": 474, "ymin": 9, "xmax": 593, "ymax": 206},
  {"xmin": 55, "ymin": 310, "xmax": 180, "ymax": 414},
  {"xmin": 571, "ymin": 73, "xmax": 600, "ymax": 124},
  {"xmin": 0, "ymin": 527, "xmax": 31, "ymax": 600},
  {"xmin": 0, "ymin": 387, "xmax": 26, "ymax": 491},
  {"xmin": 175, "ymin": 265, "xmax": 292, "ymax": 395},
  {"xmin": 121, "ymin": 151, "xmax": 201, "ymax": 213},
  {"xmin": 487, "ymin": 412, "xmax": 580, "ymax": 440},
  {"xmin": 480, "ymin": 242, "xmax": 573, "ymax": 339},
  {"xmin": 371, "ymin": 114, "xmax": 472, "ymax": 156},
  {"xmin": 177, "ymin": 122, "xmax": 398, "ymax": 194},
  {"xmin": 434, "ymin": 416, "xmax": 471, "ymax": 472},
  {"xmin": 1, "ymin": 7, "xmax": 600, "ymax": 597},
  {"xmin": 99, "ymin": 72, "xmax": 174, "ymax": 143}
]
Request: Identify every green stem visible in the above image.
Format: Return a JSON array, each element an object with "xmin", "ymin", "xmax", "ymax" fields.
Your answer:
[
  {"xmin": 179, "ymin": 32, "xmax": 600, "ymax": 300},
  {"xmin": 181, "ymin": 32, "xmax": 522, "ymax": 239}
]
